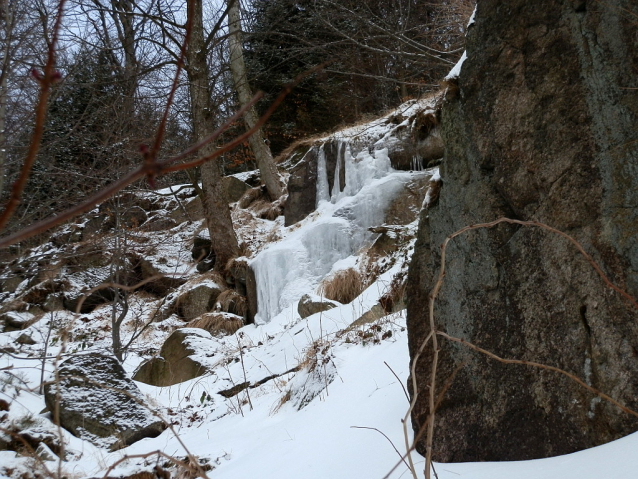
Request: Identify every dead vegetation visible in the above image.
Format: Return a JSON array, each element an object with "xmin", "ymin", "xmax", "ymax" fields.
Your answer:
[
  {"xmin": 188, "ymin": 313, "xmax": 244, "ymax": 337},
  {"xmin": 215, "ymin": 290, "xmax": 247, "ymax": 318},
  {"xmin": 318, "ymin": 268, "xmax": 367, "ymax": 304},
  {"xmin": 237, "ymin": 187, "xmax": 283, "ymax": 220}
]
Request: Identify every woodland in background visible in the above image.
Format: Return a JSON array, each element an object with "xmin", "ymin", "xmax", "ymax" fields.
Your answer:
[{"xmin": 0, "ymin": 0, "xmax": 469, "ymax": 245}]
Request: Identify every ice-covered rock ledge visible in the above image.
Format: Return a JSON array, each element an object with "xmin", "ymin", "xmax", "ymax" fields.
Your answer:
[{"xmin": 251, "ymin": 96, "xmax": 443, "ymax": 323}]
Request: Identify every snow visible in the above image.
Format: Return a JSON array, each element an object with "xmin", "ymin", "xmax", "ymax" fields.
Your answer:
[
  {"xmin": 468, "ymin": 5, "xmax": 477, "ymax": 27},
  {"xmin": 2, "ymin": 97, "xmax": 638, "ymax": 479},
  {"xmin": 250, "ymin": 139, "xmax": 420, "ymax": 323},
  {"xmin": 445, "ymin": 50, "xmax": 467, "ymax": 81}
]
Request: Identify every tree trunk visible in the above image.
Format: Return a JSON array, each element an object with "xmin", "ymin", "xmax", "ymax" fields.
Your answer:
[
  {"xmin": 0, "ymin": 0, "xmax": 10, "ymax": 199},
  {"xmin": 227, "ymin": 0, "xmax": 283, "ymax": 201},
  {"xmin": 186, "ymin": 0, "xmax": 239, "ymax": 271},
  {"xmin": 110, "ymin": 0, "xmax": 137, "ymax": 120}
]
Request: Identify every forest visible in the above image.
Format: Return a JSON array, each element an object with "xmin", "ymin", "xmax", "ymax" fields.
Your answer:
[{"xmin": 1, "ymin": 1, "xmax": 637, "ymax": 479}]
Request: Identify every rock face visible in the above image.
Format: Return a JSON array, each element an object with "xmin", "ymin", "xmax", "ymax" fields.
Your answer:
[
  {"xmin": 44, "ymin": 353, "xmax": 165, "ymax": 450},
  {"xmin": 284, "ymin": 141, "xmax": 347, "ymax": 226},
  {"xmin": 406, "ymin": 0, "xmax": 638, "ymax": 463},
  {"xmin": 133, "ymin": 328, "xmax": 211, "ymax": 387},
  {"xmin": 284, "ymin": 147, "xmax": 318, "ymax": 226}
]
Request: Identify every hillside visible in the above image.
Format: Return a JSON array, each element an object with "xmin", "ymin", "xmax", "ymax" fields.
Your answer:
[{"xmin": 1, "ymin": 86, "xmax": 638, "ymax": 478}]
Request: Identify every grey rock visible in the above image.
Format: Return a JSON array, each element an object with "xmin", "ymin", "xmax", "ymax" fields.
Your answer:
[
  {"xmin": 298, "ymin": 294, "xmax": 340, "ymax": 319},
  {"xmin": 16, "ymin": 333, "xmax": 36, "ymax": 345},
  {"xmin": 284, "ymin": 141, "xmax": 346, "ymax": 226},
  {"xmin": 141, "ymin": 217, "xmax": 178, "ymax": 232},
  {"xmin": 43, "ymin": 294, "xmax": 65, "ymax": 312},
  {"xmin": 222, "ymin": 176, "xmax": 251, "ymax": 203},
  {"xmin": 133, "ymin": 328, "xmax": 212, "ymax": 387},
  {"xmin": 284, "ymin": 147, "xmax": 318, "ymax": 226},
  {"xmin": 176, "ymin": 283, "xmax": 223, "ymax": 320},
  {"xmin": 0, "ymin": 311, "xmax": 35, "ymax": 331},
  {"xmin": 130, "ymin": 255, "xmax": 187, "ymax": 296},
  {"xmin": 44, "ymin": 353, "xmax": 165, "ymax": 450},
  {"xmin": 382, "ymin": 110, "xmax": 444, "ymax": 171},
  {"xmin": 406, "ymin": 0, "xmax": 638, "ymax": 463},
  {"xmin": 169, "ymin": 196, "xmax": 204, "ymax": 224}
]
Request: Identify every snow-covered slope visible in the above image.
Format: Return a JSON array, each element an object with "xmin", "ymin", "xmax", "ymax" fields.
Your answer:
[{"xmin": 2, "ymin": 96, "xmax": 638, "ymax": 479}]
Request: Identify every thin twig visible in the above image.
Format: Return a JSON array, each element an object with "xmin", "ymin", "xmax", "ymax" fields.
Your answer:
[
  {"xmin": 438, "ymin": 331, "xmax": 638, "ymax": 419},
  {"xmin": 422, "ymin": 217, "xmax": 638, "ymax": 478},
  {"xmin": 384, "ymin": 361, "xmax": 410, "ymax": 403},
  {"xmin": 0, "ymin": 0, "xmax": 68, "ymax": 231},
  {"xmin": 351, "ymin": 426, "xmax": 411, "ymax": 470}
]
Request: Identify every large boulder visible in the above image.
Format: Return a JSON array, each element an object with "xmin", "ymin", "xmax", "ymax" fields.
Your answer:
[
  {"xmin": 381, "ymin": 108, "xmax": 445, "ymax": 170},
  {"xmin": 0, "ymin": 311, "xmax": 36, "ymax": 332},
  {"xmin": 130, "ymin": 255, "xmax": 188, "ymax": 296},
  {"xmin": 176, "ymin": 283, "xmax": 223, "ymax": 320},
  {"xmin": 406, "ymin": 0, "xmax": 638, "ymax": 463},
  {"xmin": 169, "ymin": 196, "xmax": 204, "ymax": 224},
  {"xmin": 44, "ymin": 353, "xmax": 165, "ymax": 450},
  {"xmin": 133, "ymin": 328, "xmax": 212, "ymax": 387},
  {"xmin": 222, "ymin": 176, "xmax": 251, "ymax": 203}
]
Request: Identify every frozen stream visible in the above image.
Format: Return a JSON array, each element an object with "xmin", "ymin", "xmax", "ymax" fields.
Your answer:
[{"xmin": 250, "ymin": 140, "xmax": 425, "ymax": 323}]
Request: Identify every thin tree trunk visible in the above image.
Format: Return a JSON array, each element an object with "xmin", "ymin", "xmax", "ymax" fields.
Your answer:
[
  {"xmin": 110, "ymin": 0, "xmax": 138, "ymax": 119},
  {"xmin": 187, "ymin": 0, "xmax": 239, "ymax": 271},
  {"xmin": 227, "ymin": 0, "xmax": 283, "ymax": 201},
  {"xmin": 0, "ymin": 0, "xmax": 10, "ymax": 199}
]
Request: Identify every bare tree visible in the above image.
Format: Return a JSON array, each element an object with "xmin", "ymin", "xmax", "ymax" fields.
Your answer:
[
  {"xmin": 186, "ymin": 0, "xmax": 240, "ymax": 271},
  {"xmin": 227, "ymin": 0, "xmax": 282, "ymax": 200}
]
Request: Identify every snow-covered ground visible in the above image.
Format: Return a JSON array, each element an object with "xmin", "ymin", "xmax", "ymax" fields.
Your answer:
[{"xmin": 2, "ymin": 97, "xmax": 638, "ymax": 479}]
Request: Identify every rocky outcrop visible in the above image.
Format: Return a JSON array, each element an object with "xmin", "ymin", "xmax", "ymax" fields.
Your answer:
[
  {"xmin": 133, "ymin": 328, "xmax": 212, "ymax": 387},
  {"xmin": 406, "ymin": 0, "xmax": 638, "ymax": 463},
  {"xmin": 284, "ymin": 147, "xmax": 318, "ymax": 226},
  {"xmin": 0, "ymin": 311, "xmax": 36, "ymax": 332},
  {"xmin": 382, "ymin": 108, "xmax": 444, "ymax": 170},
  {"xmin": 130, "ymin": 254, "xmax": 188, "ymax": 296},
  {"xmin": 284, "ymin": 141, "xmax": 347, "ymax": 226},
  {"xmin": 44, "ymin": 353, "xmax": 165, "ymax": 450},
  {"xmin": 297, "ymin": 294, "xmax": 339, "ymax": 319},
  {"xmin": 222, "ymin": 176, "xmax": 251, "ymax": 203}
]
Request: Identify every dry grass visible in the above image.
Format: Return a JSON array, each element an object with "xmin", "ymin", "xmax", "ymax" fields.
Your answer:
[
  {"xmin": 188, "ymin": 313, "xmax": 244, "ymax": 337},
  {"xmin": 318, "ymin": 268, "xmax": 367, "ymax": 304},
  {"xmin": 237, "ymin": 187, "xmax": 264, "ymax": 209},
  {"xmin": 273, "ymin": 136, "xmax": 322, "ymax": 164},
  {"xmin": 215, "ymin": 290, "xmax": 247, "ymax": 318},
  {"xmin": 251, "ymin": 199, "xmax": 282, "ymax": 221}
]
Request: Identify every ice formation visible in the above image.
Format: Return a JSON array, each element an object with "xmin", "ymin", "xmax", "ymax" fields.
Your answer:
[{"xmin": 251, "ymin": 140, "xmax": 413, "ymax": 323}]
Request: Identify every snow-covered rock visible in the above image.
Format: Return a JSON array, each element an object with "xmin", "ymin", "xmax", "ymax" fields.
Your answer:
[{"xmin": 44, "ymin": 353, "xmax": 165, "ymax": 450}]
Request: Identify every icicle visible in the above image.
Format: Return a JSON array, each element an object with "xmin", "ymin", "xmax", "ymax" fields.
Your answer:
[
  {"xmin": 316, "ymin": 145, "xmax": 330, "ymax": 205},
  {"xmin": 331, "ymin": 143, "xmax": 341, "ymax": 204}
]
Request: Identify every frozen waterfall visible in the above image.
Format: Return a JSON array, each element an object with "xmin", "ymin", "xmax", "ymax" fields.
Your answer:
[{"xmin": 250, "ymin": 140, "xmax": 411, "ymax": 323}]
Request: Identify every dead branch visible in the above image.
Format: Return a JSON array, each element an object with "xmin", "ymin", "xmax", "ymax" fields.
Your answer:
[
  {"xmin": 0, "ymin": 0, "xmax": 67, "ymax": 231},
  {"xmin": 422, "ymin": 217, "xmax": 638, "ymax": 479},
  {"xmin": 0, "ymin": 63, "xmax": 329, "ymax": 249}
]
